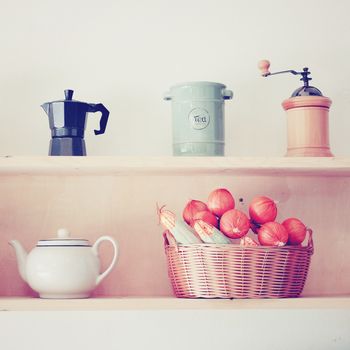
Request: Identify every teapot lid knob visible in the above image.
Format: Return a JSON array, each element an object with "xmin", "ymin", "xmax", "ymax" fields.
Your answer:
[
  {"xmin": 64, "ymin": 89, "xmax": 74, "ymax": 100},
  {"xmin": 57, "ymin": 228, "xmax": 70, "ymax": 239}
]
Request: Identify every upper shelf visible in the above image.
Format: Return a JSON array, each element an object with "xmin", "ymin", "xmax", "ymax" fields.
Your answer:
[{"xmin": 0, "ymin": 156, "xmax": 349, "ymax": 176}]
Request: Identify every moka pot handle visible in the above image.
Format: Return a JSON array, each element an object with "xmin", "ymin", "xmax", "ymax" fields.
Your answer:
[{"xmin": 89, "ymin": 103, "xmax": 110, "ymax": 135}]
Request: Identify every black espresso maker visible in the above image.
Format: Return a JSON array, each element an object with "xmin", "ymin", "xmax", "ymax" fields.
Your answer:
[{"xmin": 41, "ymin": 89, "xmax": 109, "ymax": 156}]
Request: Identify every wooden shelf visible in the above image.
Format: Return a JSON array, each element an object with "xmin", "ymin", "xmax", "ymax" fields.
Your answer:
[
  {"xmin": 0, "ymin": 296, "xmax": 349, "ymax": 311},
  {"xmin": 0, "ymin": 156, "xmax": 349, "ymax": 176},
  {"xmin": 0, "ymin": 157, "xmax": 349, "ymax": 299}
]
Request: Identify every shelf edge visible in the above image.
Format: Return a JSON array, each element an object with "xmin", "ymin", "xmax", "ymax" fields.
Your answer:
[{"xmin": 1, "ymin": 296, "xmax": 349, "ymax": 312}]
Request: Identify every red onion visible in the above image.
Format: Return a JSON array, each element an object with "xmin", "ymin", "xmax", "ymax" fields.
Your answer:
[
  {"xmin": 258, "ymin": 222, "xmax": 288, "ymax": 246},
  {"xmin": 207, "ymin": 188, "xmax": 235, "ymax": 218},
  {"xmin": 192, "ymin": 210, "xmax": 219, "ymax": 228},
  {"xmin": 183, "ymin": 200, "xmax": 208, "ymax": 225},
  {"xmin": 220, "ymin": 209, "xmax": 250, "ymax": 239},
  {"xmin": 282, "ymin": 218, "xmax": 307, "ymax": 245},
  {"xmin": 249, "ymin": 196, "xmax": 277, "ymax": 224}
]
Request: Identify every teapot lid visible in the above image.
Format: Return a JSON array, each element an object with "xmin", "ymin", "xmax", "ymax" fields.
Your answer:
[{"xmin": 37, "ymin": 228, "xmax": 91, "ymax": 247}]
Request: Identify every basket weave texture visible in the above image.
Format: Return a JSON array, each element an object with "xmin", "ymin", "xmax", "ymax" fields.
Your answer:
[{"xmin": 164, "ymin": 232, "xmax": 313, "ymax": 299}]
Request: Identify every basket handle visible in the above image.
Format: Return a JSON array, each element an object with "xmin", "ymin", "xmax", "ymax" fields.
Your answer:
[{"xmin": 306, "ymin": 228, "xmax": 314, "ymax": 254}]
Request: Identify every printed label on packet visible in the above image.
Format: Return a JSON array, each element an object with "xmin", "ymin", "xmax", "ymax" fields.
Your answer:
[{"xmin": 188, "ymin": 108, "xmax": 210, "ymax": 130}]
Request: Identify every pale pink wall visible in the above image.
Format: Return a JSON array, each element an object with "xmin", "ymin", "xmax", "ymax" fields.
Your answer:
[{"xmin": 0, "ymin": 174, "xmax": 349, "ymax": 297}]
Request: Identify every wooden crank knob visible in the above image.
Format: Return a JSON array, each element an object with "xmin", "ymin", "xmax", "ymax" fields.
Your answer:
[{"xmin": 258, "ymin": 59, "xmax": 271, "ymax": 76}]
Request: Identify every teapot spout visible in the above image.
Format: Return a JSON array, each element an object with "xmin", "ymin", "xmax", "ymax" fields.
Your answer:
[{"xmin": 9, "ymin": 240, "xmax": 28, "ymax": 282}]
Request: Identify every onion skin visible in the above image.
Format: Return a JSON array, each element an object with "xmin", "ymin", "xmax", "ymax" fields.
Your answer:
[
  {"xmin": 258, "ymin": 222, "xmax": 288, "ymax": 246},
  {"xmin": 183, "ymin": 200, "xmax": 208, "ymax": 225},
  {"xmin": 282, "ymin": 218, "xmax": 307, "ymax": 245},
  {"xmin": 220, "ymin": 209, "xmax": 250, "ymax": 239},
  {"xmin": 249, "ymin": 196, "xmax": 277, "ymax": 224},
  {"xmin": 208, "ymin": 188, "xmax": 235, "ymax": 218},
  {"xmin": 192, "ymin": 210, "xmax": 219, "ymax": 228}
]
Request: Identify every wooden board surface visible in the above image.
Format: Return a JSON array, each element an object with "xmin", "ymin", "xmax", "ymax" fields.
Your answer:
[
  {"xmin": 1, "ymin": 296, "xmax": 349, "ymax": 311},
  {"xmin": 0, "ymin": 156, "xmax": 350, "ymax": 176}
]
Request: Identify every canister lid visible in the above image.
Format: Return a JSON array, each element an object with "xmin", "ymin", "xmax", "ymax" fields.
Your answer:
[
  {"xmin": 163, "ymin": 81, "xmax": 233, "ymax": 101},
  {"xmin": 170, "ymin": 81, "xmax": 227, "ymax": 89},
  {"xmin": 37, "ymin": 228, "xmax": 91, "ymax": 247}
]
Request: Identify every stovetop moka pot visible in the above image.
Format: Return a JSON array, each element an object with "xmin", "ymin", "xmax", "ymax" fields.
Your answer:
[{"xmin": 41, "ymin": 89, "xmax": 109, "ymax": 156}]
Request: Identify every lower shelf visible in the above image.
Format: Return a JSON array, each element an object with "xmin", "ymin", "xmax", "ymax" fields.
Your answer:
[{"xmin": 0, "ymin": 296, "xmax": 349, "ymax": 311}]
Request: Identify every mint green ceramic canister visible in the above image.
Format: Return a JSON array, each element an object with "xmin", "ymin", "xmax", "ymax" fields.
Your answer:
[{"xmin": 163, "ymin": 81, "xmax": 233, "ymax": 156}]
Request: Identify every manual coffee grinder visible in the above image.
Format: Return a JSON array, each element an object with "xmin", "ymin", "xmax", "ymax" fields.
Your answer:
[
  {"xmin": 41, "ymin": 89, "xmax": 109, "ymax": 156},
  {"xmin": 258, "ymin": 60, "xmax": 333, "ymax": 157}
]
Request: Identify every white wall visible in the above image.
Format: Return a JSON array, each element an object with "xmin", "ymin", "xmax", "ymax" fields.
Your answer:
[{"xmin": 0, "ymin": 0, "xmax": 349, "ymax": 156}]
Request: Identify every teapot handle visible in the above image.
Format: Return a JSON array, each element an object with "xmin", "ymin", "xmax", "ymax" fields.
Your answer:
[
  {"xmin": 92, "ymin": 236, "xmax": 119, "ymax": 286},
  {"xmin": 88, "ymin": 103, "xmax": 110, "ymax": 135}
]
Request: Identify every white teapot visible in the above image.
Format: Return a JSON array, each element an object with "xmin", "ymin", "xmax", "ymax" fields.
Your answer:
[{"xmin": 10, "ymin": 228, "xmax": 118, "ymax": 299}]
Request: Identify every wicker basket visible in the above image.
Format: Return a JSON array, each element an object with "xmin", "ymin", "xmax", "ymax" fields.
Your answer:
[{"xmin": 164, "ymin": 230, "xmax": 313, "ymax": 299}]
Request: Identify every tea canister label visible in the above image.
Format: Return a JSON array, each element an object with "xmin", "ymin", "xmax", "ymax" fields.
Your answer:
[{"xmin": 188, "ymin": 108, "xmax": 210, "ymax": 130}]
